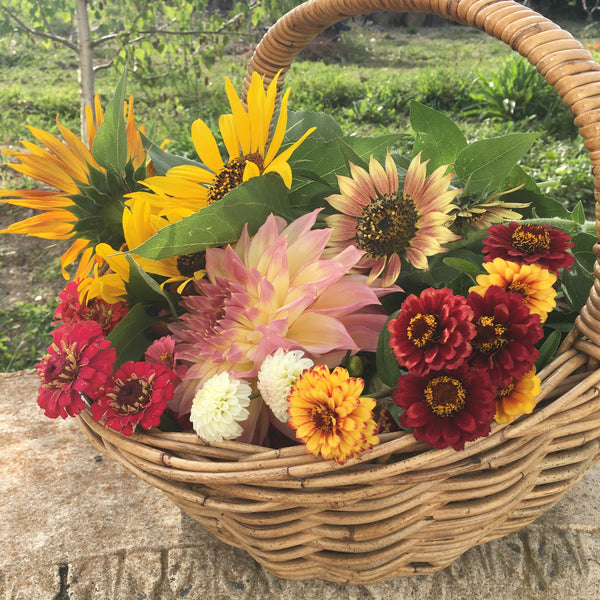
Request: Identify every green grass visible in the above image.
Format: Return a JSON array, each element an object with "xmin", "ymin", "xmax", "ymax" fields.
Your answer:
[{"xmin": 0, "ymin": 17, "xmax": 598, "ymax": 371}]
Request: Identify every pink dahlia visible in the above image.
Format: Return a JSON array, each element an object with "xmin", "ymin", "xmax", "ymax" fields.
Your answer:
[
  {"xmin": 392, "ymin": 364, "xmax": 497, "ymax": 451},
  {"xmin": 91, "ymin": 361, "xmax": 176, "ymax": 436},
  {"xmin": 54, "ymin": 280, "xmax": 128, "ymax": 334},
  {"xmin": 482, "ymin": 221, "xmax": 574, "ymax": 275},
  {"xmin": 325, "ymin": 151, "xmax": 461, "ymax": 286},
  {"xmin": 170, "ymin": 210, "xmax": 392, "ymax": 415},
  {"xmin": 36, "ymin": 321, "xmax": 116, "ymax": 419},
  {"xmin": 467, "ymin": 286, "xmax": 543, "ymax": 386},
  {"xmin": 387, "ymin": 287, "xmax": 475, "ymax": 376}
]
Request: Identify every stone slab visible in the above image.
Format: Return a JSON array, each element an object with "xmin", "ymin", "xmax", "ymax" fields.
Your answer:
[{"xmin": 1, "ymin": 369, "xmax": 599, "ymax": 599}]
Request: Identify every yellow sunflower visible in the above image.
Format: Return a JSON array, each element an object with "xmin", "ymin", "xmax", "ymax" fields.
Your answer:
[
  {"xmin": 80, "ymin": 196, "xmax": 202, "ymax": 304},
  {"xmin": 138, "ymin": 71, "xmax": 315, "ymax": 213},
  {"xmin": 0, "ymin": 94, "xmax": 149, "ymax": 279}
]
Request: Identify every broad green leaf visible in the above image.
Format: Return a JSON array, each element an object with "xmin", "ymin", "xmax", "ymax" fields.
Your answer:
[
  {"xmin": 124, "ymin": 256, "xmax": 178, "ymax": 317},
  {"xmin": 410, "ymin": 100, "xmax": 467, "ymax": 171},
  {"xmin": 344, "ymin": 133, "xmax": 405, "ymax": 164},
  {"xmin": 141, "ymin": 133, "xmax": 203, "ymax": 176},
  {"xmin": 130, "ymin": 173, "xmax": 292, "ymax": 260},
  {"xmin": 287, "ymin": 110, "xmax": 343, "ymax": 141},
  {"xmin": 376, "ymin": 311, "xmax": 404, "ymax": 388},
  {"xmin": 107, "ymin": 303, "xmax": 157, "ymax": 368},
  {"xmin": 92, "ymin": 71, "xmax": 128, "ymax": 174},
  {"xmin": 572, "ymin": 232, "xmax": 597, "ymax": 272},
  {"xmin": 455, "ymin": 133, "xmax": 539, "ymax": 195},
  {"xmin": 561, "ymin": 260, "xmax": 594, "ymax": 313}
]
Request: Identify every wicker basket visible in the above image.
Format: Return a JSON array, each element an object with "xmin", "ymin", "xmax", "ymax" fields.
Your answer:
[{"xmin": 76, "ymin": 0, "xmax": 600, "ymax": 584}]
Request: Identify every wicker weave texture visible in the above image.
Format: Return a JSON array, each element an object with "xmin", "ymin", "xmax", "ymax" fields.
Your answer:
[{"xmin": 77, "ymin": 0, "xmax": 600, "ymax": 584}]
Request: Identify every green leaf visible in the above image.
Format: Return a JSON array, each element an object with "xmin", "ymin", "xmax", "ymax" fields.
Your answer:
[
  {"xmin": 92, "ymin": 71, "xmax": 128, "ymax": 174},
  {"xmin": 376, "ymin": 311, "xmax": 404, "ymax": 388},
  {"xmin": 409, "ymin": 100, "xmax": 467, "ymax": 170},
  {"xmin": 287, "ymin": 110, "xmax": 343, "ymax": 141},
  {"xmin": 572, "ymin": 232, "xmax": 597, "ymax": 272},
  {"xmin": 535, "ymin": 329, "xmax": 562, "ymax": 371},
  {"xmin": 141, "ymin": 133, "xmax": 203, "ymax": 176},
  {"xmin": 124, "ymin": 256, "xmax": 178, "ymax": 317},
  {"xmin": 344, "ymin": 134, "xmax": 405, "ymax": 164},
  {"xmin": 561, "ymin": 260, "xmax": 594, "ymax": 313},
  {"xmin": 455, "ymin": 132, "xmax": 539, "ymax": 195},
  {"xmin": 442, "ymin": 256, "xmax": 481, "ymax": 279},
  {"xmin": 107, "ymin": 303, "xmax": 157, "ymax": 368},
  {"xmin": 130, "ymin": 173, "xmax": 292, "ymax": 260}
]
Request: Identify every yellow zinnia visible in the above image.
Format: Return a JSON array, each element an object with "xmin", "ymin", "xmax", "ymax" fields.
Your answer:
[
  {"xmin": 494, "ymin": 368, "xmax": 541, "ymax": 424},
  {"xmin": 0, "ymin": 94, "xmax": 149, "ymax": 279},
  {"xmin": 469, "ymin": 257, "xmax": 557, "ymax": 322},
  {"xmin": 287, "ymin": 365, "xmax": 379, "ymax": 464},
  {"xmin": 137, "ymin": 71, "xmax": 315, "ymax": 213}
]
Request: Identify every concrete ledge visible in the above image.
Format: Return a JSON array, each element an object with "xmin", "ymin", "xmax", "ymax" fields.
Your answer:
[{"xmin": 2, "ymin": 370, "xmax": 600, "ymax": 599}]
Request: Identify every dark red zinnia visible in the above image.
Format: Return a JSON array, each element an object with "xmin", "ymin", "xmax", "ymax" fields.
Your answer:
[
  {"xmin": 482, "ymin": 221, "xmax": 574, "ymax": 275},
  {"xmin": 54, "ymin": 280, "xmax": 128, "ymax": 334},
  {"xmin": 392, "ymin": 364, "xmax": 497, "ymax": 451},
  {"xmin": 91, "ymin": 361, "xmax": 176, "ymax": 436},
  {"xmin": 467, "ymin": 286, "xmax": 543, "ymax": 386},
  {"xmin": 387, "ymin": 287, "xmax": 476, "ymax": 376},
  {"xmin": 36, "ymin": 321, "xmax": 116, "ymax": 419}
]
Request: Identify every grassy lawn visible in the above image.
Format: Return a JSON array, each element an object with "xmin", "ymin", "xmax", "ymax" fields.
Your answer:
[{"xmin": 0, "ymin": 15, "xmax": 598, "ymax": 371}]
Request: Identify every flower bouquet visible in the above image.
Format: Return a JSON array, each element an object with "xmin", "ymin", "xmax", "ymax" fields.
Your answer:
[{"xmin": 3, "ymin": 0, "xmax": 600, "ymax": 584}]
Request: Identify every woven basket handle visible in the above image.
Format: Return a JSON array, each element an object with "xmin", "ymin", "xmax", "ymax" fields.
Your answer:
[{"xmin": 244, "ymin": 0, "xmax": 600, "ymax": 346}]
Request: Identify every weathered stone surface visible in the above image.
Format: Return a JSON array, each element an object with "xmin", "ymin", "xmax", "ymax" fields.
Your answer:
[{"xmin": 2, "ymin": 369, "xmax": 600, "ymax": 599}]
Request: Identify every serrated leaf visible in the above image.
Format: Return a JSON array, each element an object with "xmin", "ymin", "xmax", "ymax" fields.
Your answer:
[
  {"xmin": 344, "ymin": 134, "xmax": 405, "ymax": 164},
  {"xmin": 455, "ymin": 133, "xmax": 538, "ymax": 195},
  {"xmin": 92, "ymin": 71, "xmax": 128, "ymax": 174},
  {"xmin": 287, "ymin": 110, "xmax": 343, "ymax": 141},
  {"xmin": 376, "ymin": 311, "xmax": 404, "ymax": 388},
  {"xmin": 107, "ymin": 303, "xmax": 157, "ymax": 368},
  {"xmin": 130, "ymin": 173, "xmax": 292, "ymax": 260},
  {"xmin": 410, "ymin": 100, "xmax": 467, "ymax": 170}
]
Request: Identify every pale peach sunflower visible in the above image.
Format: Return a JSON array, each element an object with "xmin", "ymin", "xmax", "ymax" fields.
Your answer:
[{"xmin": 325, "ymin": 151, "xmax": 461, "ymax": 286}]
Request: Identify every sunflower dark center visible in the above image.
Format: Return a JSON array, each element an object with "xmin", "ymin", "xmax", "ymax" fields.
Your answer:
[
  {"xmin": 311, "ymin": 404, "xmax": 337, "ymax": 432},
  {"xmin": 473, "ymin": 315, "xmax": 508, "ymax": 353},
  {"xmin": 207, "ymin": 152, "xmax": 264, "ymax": 204},
  {"xmin": 177, "ymin": 251, "xmax": 206, "ymax": 278},
  {"xmin": 424, "ymin": 376, "xmax": 466, "ymax": 417},
  {"xmin": 407, "ymin": 313, "xmax": 440, "ymax": 348},
  {"xmin": 511, "ymin": 225, "xmax": 551, "ymax": 254},
  {"xmin": 110, "ymin": 376, "xmax": 152, "ymax": 415},
  {"xmin": 354, "ymin": 192, "xmax": 419, "ymax": 258}
]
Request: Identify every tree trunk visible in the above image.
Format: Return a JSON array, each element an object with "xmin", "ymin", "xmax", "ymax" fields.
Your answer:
[{"xmin": 76, "ymin": 0, "xmax": 95, "ymax": 143}]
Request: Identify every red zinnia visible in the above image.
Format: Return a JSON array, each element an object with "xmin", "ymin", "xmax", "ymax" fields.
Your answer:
[
  {"xmin": 392, "ymin": 364, "xmax": 497, "ymax": 451},
  {"xmin": 36, "ymin": 321, "xmax": 116, "ymax": 419},
  {"xmin": 91, "ymin": 361, "xmax": 176, "ymax": 435},
  {"xmin": 467, "ymin": 286, "xmax": 543, "ymax": 386},
  {"xmin": 482, "ymin": 221, "xmax": 574, "ymax": 275},
  {"xmin": 387, "ymin": 287, "xmax": 476, "ymax": 376},
  {"xmin": 54, "ymin": 280, "xmax": 128, "ymax": 334}
]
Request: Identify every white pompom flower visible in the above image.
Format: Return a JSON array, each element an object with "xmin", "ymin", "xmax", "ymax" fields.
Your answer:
[
  {"xmin": 190, "ymin": 372, "xmax": 252, "ymax": 442},
  {"xmin": 257, "ymin": 349, "xmax": 314, "ymax": 422}
]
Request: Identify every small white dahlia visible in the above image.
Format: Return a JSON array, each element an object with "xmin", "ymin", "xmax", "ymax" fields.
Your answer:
[
  {"xmin": 189, "ymin": 372, "xmax": 252, "ymax": 442},
  {"xmin": 257, "ymin": 349, "xmax": 314, "ymax": 422}
]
